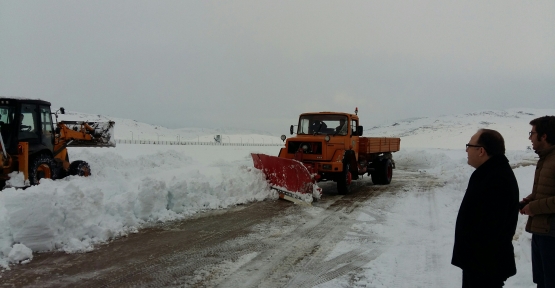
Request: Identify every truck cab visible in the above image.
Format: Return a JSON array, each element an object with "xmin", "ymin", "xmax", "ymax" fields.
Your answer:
[
  {"xmin": 277, "ymin": 111, "xmax": 399, "ymax": 195},
  {"xmin": 276, "ymin": 112, "xmax": 361, "ymax": 194},
  {"xmin": 279, "ymin": 112, "xmax": 362, "ymax": 175}
]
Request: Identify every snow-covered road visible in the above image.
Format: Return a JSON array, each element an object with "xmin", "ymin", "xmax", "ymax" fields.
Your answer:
[{"xmin": 1, "ymin": 167, "xmax": 447, "ymax": 287}]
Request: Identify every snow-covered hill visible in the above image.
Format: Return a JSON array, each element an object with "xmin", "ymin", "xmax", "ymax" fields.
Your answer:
[{"xmin": 365, "ymin": 108, "xmax": 555, "ymax": 150}]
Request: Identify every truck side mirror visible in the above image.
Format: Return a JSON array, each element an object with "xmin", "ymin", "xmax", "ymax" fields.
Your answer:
[
  {"xmin": 60, "ymin": 107, "xmax": 65, "ymax": 114},
  {"xmin": 356, "ymin": 126, "xmax": 363, "ymax": 136},
  {"xmin": 290, "ymin": 125, "xmax": 294, "ymax": 135}
]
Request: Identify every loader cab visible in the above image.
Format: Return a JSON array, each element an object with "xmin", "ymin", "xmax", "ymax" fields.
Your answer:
[{"xmin": 0, "ymin": 98, "xmax": 55, "ymax": 156}]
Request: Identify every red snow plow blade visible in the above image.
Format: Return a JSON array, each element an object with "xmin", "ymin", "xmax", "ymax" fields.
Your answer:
[{"xmin": 251, "ymin": 153, "xmax": 321, "ymax": 205}]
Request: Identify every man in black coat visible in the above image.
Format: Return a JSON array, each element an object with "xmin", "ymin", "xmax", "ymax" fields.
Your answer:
[{"xmin": 452, "ymin": 129, "xmax": 520, "ymax": 288}]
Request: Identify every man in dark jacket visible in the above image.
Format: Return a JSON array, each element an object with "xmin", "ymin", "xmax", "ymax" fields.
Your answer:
[
  {"xmin": 520, "ymin": 116, "xmax": 555, "ymax": 288},
  {"xmin": 452, "ymin": 129, "xmax": 519, "ymax": 287}
]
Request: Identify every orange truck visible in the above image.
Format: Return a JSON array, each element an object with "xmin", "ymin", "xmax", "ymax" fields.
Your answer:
[{"xmin": 252, "ymin": 109, "xmax": 400, "ymax": 204}]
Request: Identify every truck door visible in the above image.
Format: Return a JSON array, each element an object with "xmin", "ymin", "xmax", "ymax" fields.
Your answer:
[{"xmin": 351, "ymin": 119, "xmax": 359, "ymax": 158}]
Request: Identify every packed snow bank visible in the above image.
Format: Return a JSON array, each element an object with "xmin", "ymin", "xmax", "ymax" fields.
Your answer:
[{"xmin": 0, "ymin": 145, "xmax": 277, "ymax": 269}]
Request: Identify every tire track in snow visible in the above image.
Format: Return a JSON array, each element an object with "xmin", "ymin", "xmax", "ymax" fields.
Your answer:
[
  {"xmin": 211, "ymin": 176, "xmax": 407, "ymax": 287},
  {"xmin": 385, "ymin": 176, "xmax": 445, "ymax": 288}
]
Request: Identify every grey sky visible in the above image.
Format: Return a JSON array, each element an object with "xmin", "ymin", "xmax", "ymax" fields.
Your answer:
[{"xmin": 1, "ymin": 1, "xmax": 554, "ymax": 134}]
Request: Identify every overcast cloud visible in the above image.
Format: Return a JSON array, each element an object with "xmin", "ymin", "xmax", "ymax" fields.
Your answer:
[{"xmin": 1, "ymin": 0, "xmax": 554, "ymax": 133}]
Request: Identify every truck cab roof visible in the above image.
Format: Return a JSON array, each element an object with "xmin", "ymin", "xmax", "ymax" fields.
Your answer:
[{"xmin": 299, "ymin": 111, "xmax": 359, "ymax": 121}]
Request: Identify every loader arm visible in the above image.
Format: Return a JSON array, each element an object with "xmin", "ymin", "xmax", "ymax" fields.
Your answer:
[
  {"xmin": 56, "ymin": 121, "xmax": 115, "ymax": 147},
  {"xmin": 59, "ymin": 123, "xmax": 95, "ymax": 141}
]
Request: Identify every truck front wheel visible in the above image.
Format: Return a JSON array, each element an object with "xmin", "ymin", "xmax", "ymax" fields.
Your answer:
[{"xmin": 337, "ymin": 163, "xmax": 352, "ymax": 195}]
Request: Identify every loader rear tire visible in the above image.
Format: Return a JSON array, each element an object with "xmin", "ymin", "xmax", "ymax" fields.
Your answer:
[
  {"xmin": 69, "ymin": 160, "xmax": 91, "ymax": 177},
  {"xmin": 29, "ymin": 154, "xmax": 58, "ymax": 185},
  {"xmin": 337, "ymin": 163, "xmax": 352, "ymax": 195}
]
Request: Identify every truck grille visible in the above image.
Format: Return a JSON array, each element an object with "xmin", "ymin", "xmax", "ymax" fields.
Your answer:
[{"xmin": 287, "ymin": 141, "xmax": 322, "ymax": 154}]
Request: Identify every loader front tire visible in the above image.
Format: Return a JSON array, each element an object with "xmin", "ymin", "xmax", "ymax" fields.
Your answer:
[
  {"xmin": 337, "ymin": 163, "xmax": 352, "ymax": 195},
  {"xmin": 29, "ymin": 154, "xmax": 58, "ymax": 185},
  {"xmin": 69, "ymin": 160, "xmax": 91, "ymax": 177}
]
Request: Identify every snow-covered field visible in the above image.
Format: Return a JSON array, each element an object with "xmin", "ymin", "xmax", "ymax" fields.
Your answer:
[{"xmin": 1, "ymin": 108, "xmax": 554, "ymax": 287}]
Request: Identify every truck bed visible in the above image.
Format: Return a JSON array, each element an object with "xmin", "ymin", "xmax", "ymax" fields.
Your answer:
[{"xmin": 359, "ymin": 137, "xmax": 401, "ymax": 154}]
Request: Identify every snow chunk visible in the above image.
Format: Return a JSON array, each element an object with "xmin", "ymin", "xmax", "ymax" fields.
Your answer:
[
  {"xmin": 8, "ymin": 244, "xmax": 33, "ymax": 264},
  {"xmin": 4, "ymin": 172, "xmax": 29, "ymax": 189}
]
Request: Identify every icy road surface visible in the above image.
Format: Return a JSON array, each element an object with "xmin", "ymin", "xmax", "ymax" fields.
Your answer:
[{"xmin": 0, "ymin": 169, "xmax": 443, "ymax": 287}]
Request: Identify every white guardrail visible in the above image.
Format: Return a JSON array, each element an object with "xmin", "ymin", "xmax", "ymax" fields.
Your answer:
[{"xmin": 115, "ymin": 139, "xmax": 284, "ymax": 147}]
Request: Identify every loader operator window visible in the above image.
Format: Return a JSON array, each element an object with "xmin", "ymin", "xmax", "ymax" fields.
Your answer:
[
  {"xmin": 40, "ymin": 105, "xmax": 54, "ymax": 151},
  {"xmin": 19, "ymin": 104, "xmax": 39, "ymax": 142}
]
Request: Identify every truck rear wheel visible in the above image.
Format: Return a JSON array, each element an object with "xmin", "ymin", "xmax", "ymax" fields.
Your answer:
[
  {"xmin": 29, "ymin": 154, "xmax": 58, "ymax": 185},
  {"xmin": 69, "ymin": 160, "xmax": 91, "ymax": 176},
  {"xmin": 337, "ymin": 163, "xmax": 352, "ymax": 195},
  {"xmin": 371, "ymin": 159, "xmax": 393, "ymax": 185}
]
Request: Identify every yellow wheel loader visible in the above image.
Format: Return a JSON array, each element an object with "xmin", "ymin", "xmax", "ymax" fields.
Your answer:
[{"xmin": 0, "ymin": 97, "xmax": 115, "ymax": 189}]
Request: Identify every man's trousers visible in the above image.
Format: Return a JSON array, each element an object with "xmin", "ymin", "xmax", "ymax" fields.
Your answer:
[{"xmin": 532, "ymin": 234, "xmax": 555, "ymax": 288}]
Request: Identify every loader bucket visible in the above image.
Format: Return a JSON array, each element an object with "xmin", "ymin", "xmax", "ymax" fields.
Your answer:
[
  {"xmin": 251, "ymin": 153, "xmax": 321, "ymax": 204},
  {"xmin": 60, "ymin": 121, "xmax": 116, "ymax": 148}
]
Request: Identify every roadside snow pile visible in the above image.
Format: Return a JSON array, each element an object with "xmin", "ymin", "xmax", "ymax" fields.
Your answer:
[{"xmin": 0, "ymin": 146, "xmax": 275, "ymax": 269}]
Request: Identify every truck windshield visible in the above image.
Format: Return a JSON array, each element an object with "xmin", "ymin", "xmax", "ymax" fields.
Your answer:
[{"xmin": 298, "ymin": 115, "xmax": 348, "ymax": 135}]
